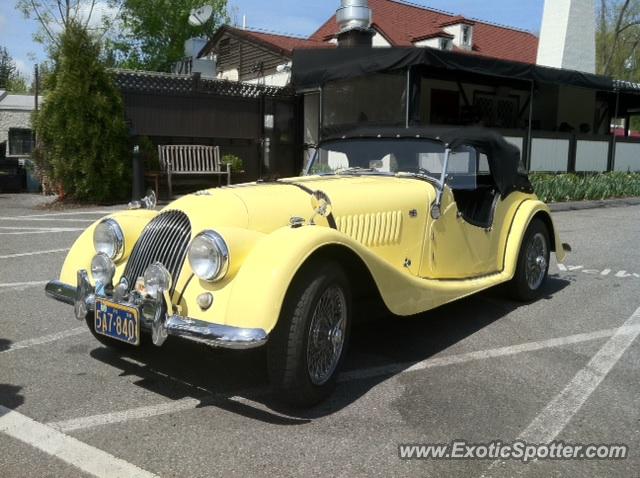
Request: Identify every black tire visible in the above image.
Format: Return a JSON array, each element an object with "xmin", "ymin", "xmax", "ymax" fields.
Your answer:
[
  {"xmin": 508, "ymin": 218, "xmax": 551, "ymax": 302},
  {"xmin": 84, "ymin": 313, "xmax": 146, "ymax": 350},
  {"xmin": 267, "ymin": 261, "xmax": 352, "ymax": 408}
]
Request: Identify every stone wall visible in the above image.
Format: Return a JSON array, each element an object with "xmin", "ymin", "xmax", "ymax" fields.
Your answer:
[{"xmin": 0, "ymin": 109, "xmax": 33, "ymax": 150}]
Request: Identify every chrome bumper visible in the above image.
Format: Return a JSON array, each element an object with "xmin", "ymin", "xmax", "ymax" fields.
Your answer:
[{"xmin": 45, "ymin": 278, "xmax": 268, "ymax": 350}]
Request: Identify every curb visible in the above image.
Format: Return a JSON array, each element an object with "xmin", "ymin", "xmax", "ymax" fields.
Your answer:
[{"xmin": 549, "ymin": 197, "xmax": 640, "ymax": 212}]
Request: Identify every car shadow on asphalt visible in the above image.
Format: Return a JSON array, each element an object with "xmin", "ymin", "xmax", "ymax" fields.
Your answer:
[
  {"xmin": 89, "ymin": 276, "xmax": 571, "ymax": 424},
  {"xmin": 0, "ymin": 338, "xmax": 11, "ymax": 352},
  {"xmin": 0, "ymin": 384, "xmax": 25, "ymax": 413}
]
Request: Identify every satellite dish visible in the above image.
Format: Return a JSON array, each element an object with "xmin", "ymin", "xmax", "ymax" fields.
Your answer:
[{"xmin": 188, "ymin": 5, "xmax": 214, "ymax": 27}]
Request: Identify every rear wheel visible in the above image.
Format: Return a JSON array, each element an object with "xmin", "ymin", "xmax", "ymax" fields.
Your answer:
[
  {"xmin": 268, "ymin": 261, "xmax": 351, "ymax": 408},
  {"xmin": 508, "ymin": 218, "xmax": 551, "ymax": 302}
]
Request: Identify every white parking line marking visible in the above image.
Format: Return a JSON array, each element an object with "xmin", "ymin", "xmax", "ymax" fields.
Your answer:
[
  {"xmin": 0, "ymin": 226, "xmax": 84, "ymax": 231},
  {"xmin": 0, "ymin": 328, "xmax": 87, "ymax": 354},
  {"xmin": 0, "ymin": 231, "xmax": 80, "ymax": 236},
  {"xmin": 339, "ymin": 325, "xmax": 640, "ymax": 382},
  {"xmin": 0, "ymin": 280, "xmax": 49, "ymax": 289},
  {"xmin": 518, "ymin": 307, "xmax": 640, "ymax": 444},
  {"xmin": 0, "ymin": 248, "xmax": 69, "ymax": 260},
  {"xmin": 14, "ymin": 211, "xmax": 115, "ymax": 218},
  {"xmin": 44, "ymin": 326, "xmax": 640, "ymax": 433},
  {"xmin": 0, "ymin": 216, "xmax": 95, "ymax": 223},
  {"xmin": 48, "ymin": 398, "xmax": 202, "ymax": 433},
  {"xmin": 0, "ymin": 406, "xmax": 158, "ymax": 478}
]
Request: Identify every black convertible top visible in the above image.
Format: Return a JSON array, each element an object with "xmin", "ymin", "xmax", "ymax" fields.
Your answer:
[{"xmin": 320, "ymin": 126, "xmax": 533, "ymax": 197}]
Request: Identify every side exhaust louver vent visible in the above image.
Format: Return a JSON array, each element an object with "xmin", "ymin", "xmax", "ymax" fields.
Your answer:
[{"xmin": 336, "ymin": 211, "xmax": 403, "ymax": 247}]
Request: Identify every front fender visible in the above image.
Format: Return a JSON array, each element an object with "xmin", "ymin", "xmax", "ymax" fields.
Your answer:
[
  {"xmin": 218, "ymin": 225, "xmax": 397, "ymax": 333},
  {"xmin": 59, "ymin": 209, "xmax": 158, "ymax": 286}
]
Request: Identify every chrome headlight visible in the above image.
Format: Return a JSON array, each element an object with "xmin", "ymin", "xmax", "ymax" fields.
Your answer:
[
  {"xmin": 143, "ymin": 262, "xmax": 172, "ymax": 299},
  {"xmin": 93, "ymin": 219, "xmax": 124, "ymax": 261},
  {"xmin": 91, "ymin": 253, "xmax": 116, "ymax": 286},
  {"xmin": 188, "ymin": 231, "xmax": 229, "ymax": 282}
]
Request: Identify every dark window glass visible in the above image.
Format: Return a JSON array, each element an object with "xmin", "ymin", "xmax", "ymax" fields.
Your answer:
[
  {"xmin": 322, "ymin": 72, "xmax": 407, "ymax": 135},
  {"xmin": 8, "ymin": 128, "xmax": 34, "ymax": 156}
]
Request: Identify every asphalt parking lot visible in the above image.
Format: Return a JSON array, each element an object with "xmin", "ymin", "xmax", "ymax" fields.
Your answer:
[{"xmin": 0, "ymin": 193, "xmax": 638, "ymax": 478}]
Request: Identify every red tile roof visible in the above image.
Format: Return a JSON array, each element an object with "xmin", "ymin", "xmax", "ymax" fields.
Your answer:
[
  {"xmin": 233, "ymin": 28, "xmax": 328, "ymax": 55},
  {"xmin": 310, "ymin": 0, "xmax": 539, "ymax": 64}
]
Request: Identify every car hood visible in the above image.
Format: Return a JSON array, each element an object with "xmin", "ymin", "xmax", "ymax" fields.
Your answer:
[{"xmin": 165, "ymin": 175, "xmax": 436, "ymax": 235}]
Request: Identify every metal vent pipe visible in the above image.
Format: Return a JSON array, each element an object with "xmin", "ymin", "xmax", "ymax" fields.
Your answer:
[{"xmin": 336, "ymin": 0, "xmax": 374, "ymax": 47}]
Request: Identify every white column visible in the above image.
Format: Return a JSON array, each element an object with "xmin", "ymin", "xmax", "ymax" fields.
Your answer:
[{"xmin": 537, "ymin": 0, "xmax": 596, "ymax": 73}]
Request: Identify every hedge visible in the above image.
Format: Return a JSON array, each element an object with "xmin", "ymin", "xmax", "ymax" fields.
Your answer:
[{"xmin": 530, "ymin": 172, "xmax": 640, "ymax": 203}]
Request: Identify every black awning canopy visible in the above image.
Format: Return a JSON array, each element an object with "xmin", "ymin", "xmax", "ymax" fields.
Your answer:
[
  {"xmin": 320, "ymin": 126, "xmax": 532, "ymax": 197},
  {"xmin": 293, "ymin": 47, "xmax": 615, "ymax": 92}
]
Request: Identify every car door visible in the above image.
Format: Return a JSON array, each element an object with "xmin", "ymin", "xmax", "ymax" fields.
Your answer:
[{"xmin": 419, "ymin": 148, "xmax": 502, "ymax": 279}]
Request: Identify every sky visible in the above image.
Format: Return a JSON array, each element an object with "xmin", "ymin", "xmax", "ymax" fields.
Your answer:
[{"xmin": 0, "ymin": 0, "xmax": 545, "ymax": 81}]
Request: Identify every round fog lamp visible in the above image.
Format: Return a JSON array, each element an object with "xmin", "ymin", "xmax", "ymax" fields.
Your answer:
[
  {"xmin": 143, "ymin": 262, "xmax": 172, "ymax": 299},
  {"xmin": 91, "ymin": 253, "xmax": 116, "ymax": 285}
]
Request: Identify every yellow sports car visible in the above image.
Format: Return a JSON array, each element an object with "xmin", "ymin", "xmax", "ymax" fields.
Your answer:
[{"xmin": 46, "ymin": 127, "xmax": 569, "ymax": 407}]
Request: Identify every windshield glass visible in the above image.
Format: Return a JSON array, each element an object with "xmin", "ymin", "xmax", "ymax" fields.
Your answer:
[{"xmin": 306, "ymin": 138, "xmax": 479, "ymax": 190}]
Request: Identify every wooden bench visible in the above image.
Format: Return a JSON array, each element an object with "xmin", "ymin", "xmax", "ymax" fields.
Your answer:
[{"xmin": 151, "ymin": 145, "xmax": 231, "ymax": 198}]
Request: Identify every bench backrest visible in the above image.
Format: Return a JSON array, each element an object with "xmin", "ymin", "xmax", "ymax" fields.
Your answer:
[{"xmin": 158, "ymin": 145, "xmax": 221, "ymax": 173}]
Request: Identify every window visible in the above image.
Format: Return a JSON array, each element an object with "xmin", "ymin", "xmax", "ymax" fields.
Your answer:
[
  {"xmin": 322, "ymin": 72, "xmax": 407, "ymax": 135},
  {"xmin": 8, "ymin": 128, "xmax": 34, "ymax": 157},
  {"xmin": 462, "ymin": 26, "xmax": 472, "ymax": 47},
  {"xmin": 440, "ymin": 38, "xmax": 452, "ymax": 50}
]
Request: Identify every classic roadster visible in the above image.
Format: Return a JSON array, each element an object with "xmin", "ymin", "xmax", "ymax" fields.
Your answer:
[{"xmin": 46, "ymin": 127, "xmax": 569, "ymax": 406}]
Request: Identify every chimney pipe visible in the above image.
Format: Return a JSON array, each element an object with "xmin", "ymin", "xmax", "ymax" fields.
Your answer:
[{"xmin": 336, "ymin": 0, "xmax": 374, "ymax": 47}]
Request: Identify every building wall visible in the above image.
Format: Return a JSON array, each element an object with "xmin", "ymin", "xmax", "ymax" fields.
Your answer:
[
  {"xmin": 0, "ymin": 109, "xmax": 33, "ymax": 155},
  {"xmin": 556, "ymin": 86, "xmax": 596, "ymax": 131},
  {"xmin": 414, "ymin": 37, "xmax": 444, "ymax": 49},
  {"xmin": 372, "ymin": 31, "xmax": 391, "ymax": 48},
  {"xmin": 214, "ymin": 31, "xmax": 290, "ymax": 82},
  {"xmin": 419, "ymin": 78, "xmax": 530, "ymax": 127},
  {"xmin": 443, "ymin": 24, "xmax": 473, "ymax": 50},
  {"xmin": 246, "ymin": 69, "xmax": 291, "ymax": 87}
]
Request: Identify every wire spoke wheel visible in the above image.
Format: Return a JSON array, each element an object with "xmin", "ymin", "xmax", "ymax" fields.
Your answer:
[
  {"xmin": 307, "ymin": 285, "xmax": 347, "ymax": 386},
  {"xmin": 525, "ymin": 232, "xmax": 548, "ymax": 291}
]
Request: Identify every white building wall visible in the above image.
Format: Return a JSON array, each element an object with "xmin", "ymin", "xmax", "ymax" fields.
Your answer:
[
  {"xmin": 371, "ymin": 31, "xmax": 391, "ymax": 47},
  {"xmin": 537, "ymin": 0, "xmax": 596, "ymax": 73},
  {"xmin": 414, "ymin": 38, "xmax": 442, "ymax": 49},
  {"xmin": 246, "ymin": 70, "xmax": 291, "ymax": 87}
]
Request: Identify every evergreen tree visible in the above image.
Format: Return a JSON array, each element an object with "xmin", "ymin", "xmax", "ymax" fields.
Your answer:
[{"xmin": 35, "ymin": 21, "xmax": 130, "ymax": 203}]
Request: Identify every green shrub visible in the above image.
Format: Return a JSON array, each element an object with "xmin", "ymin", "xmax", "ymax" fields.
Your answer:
[
  {"xmin": 34, "ymin": 21, "xmax": 130, "ymax": 203},
  {"xmin": 222, "ymin": 154, "xmax": 243, "ymax": 173},
  {"xmin": 530, "ymin": 172, "xmax": 640, "ymax": 203}
]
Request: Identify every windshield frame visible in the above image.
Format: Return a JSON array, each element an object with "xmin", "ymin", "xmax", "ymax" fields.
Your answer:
[{"xmin": 305, "ymin": 137, "xmax": 451, "ymax": 178}]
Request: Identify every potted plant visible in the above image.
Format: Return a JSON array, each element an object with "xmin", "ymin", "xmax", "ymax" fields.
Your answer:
[{"xmin": 222, "ymin": 154, "xmax": 244, "ymax": 174}]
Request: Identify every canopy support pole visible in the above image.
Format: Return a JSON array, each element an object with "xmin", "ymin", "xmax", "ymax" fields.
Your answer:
[
  {"xmin": 609, "ymin": 89, "xmax": 621, "ymax": 172},
  {"xmin": 405, "ymin": 68, "xmax": 411, "ymax": 128},
  {"xmin": 526, "ymin": 81, "xmax": 534, "ymax": 171}
]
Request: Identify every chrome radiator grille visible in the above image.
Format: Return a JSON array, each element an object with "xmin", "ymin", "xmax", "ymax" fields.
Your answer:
[{"xmin": 123, "ymin": 210, "xmax": 191, "ymax": 294}]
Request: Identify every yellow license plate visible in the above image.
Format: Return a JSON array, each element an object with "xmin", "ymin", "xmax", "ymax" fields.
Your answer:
[{"xmin": 95, "ymin": 299, "xmax": 140, "ymax": 346}]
